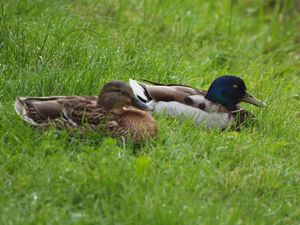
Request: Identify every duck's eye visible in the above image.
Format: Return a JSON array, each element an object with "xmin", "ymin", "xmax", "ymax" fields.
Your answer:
[
  {"xmin": 114, "ymin": 89, "xmax": 123, "ymax": 93},
  {"xmin": 233, "ymin": 84, "xmax": 238, "ymax": 88}
]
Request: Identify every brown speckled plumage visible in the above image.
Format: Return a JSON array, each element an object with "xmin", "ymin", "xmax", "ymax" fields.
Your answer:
[{"xmin": 15, "ymin": 81, "xmax": 157, "ymax": 142}]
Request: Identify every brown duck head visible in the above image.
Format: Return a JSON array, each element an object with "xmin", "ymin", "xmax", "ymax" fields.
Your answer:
[{"xmin": 98, "ymin": 80, "xmax": 152, "ymax": 114}]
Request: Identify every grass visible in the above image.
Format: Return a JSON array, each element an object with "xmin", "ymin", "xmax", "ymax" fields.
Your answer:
[{"xmin": 0, "ymin": 0, "xmax": 299, "ymax": 224}]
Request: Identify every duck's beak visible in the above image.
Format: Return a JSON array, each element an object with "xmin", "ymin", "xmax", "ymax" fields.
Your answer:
[
  {"xmin": 241, "ymin": 91, "xmax": 267, "ymax": 107},
  {"xmin": 132, "ymin": 96, "xmax": 153, "ymax": 111}
]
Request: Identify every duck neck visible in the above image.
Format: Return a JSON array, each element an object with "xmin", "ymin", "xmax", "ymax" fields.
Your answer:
[
  {"xmin": 205, "ymin": 91, "xmax": 238, "ymax": 112},
  {"xmin": 222, "ymin": 103, "xmax": 238, "ymax": 112}
]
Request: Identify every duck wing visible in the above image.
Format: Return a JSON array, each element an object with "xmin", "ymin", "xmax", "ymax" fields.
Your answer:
[
  {"xmin": 61, "ymin": 101, "xmax": 108, "ymax": 129},
  {"xmin": 129, "ymin": 79, "xmax": 206, "ymax": 105},
  {"xmin": 15, "ymin": 96, "xmax": 98, "ymax": 126}
]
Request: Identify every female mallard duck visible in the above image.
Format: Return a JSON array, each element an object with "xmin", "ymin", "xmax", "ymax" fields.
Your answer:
[
  {"xmin": 129, "ymin": 75, "xmax": 267, "ymax": 129},
  {"xmin": 15, "ymin": 81, "xmax": 157, "ymax": 142}
]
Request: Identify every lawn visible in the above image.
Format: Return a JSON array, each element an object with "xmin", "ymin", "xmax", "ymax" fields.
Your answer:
[{"xmin": 0, "ymin": 0, "xmax": 299, "ymax": 224}]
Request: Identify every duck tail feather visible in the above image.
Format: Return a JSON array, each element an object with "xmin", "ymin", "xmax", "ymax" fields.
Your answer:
[{"xmin": 14, "ymin": 98, "xmax": 39, "ymax": 126}]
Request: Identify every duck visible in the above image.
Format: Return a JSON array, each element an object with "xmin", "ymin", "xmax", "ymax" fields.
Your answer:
[
  {"xmin": 129, "ymin": 75, "xmax": 267, "ymax": 129},
  {"xmin": 14, "ymin": 80, "xmax": 157, "ymax": 142}
]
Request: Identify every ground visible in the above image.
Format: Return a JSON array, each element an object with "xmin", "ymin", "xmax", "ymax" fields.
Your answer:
[{"xmin": 0, "ymin": 0, "xmax": 299, "ymax": 224}]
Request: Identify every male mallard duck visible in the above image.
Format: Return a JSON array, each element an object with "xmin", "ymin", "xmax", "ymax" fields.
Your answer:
[
  {"xmin": 15, "ymin": 81, "xmax": 157, "ymax": 142},
  {"xmin": 129, "ymin": 75, "xmax": 267, "ymax": 129}
]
